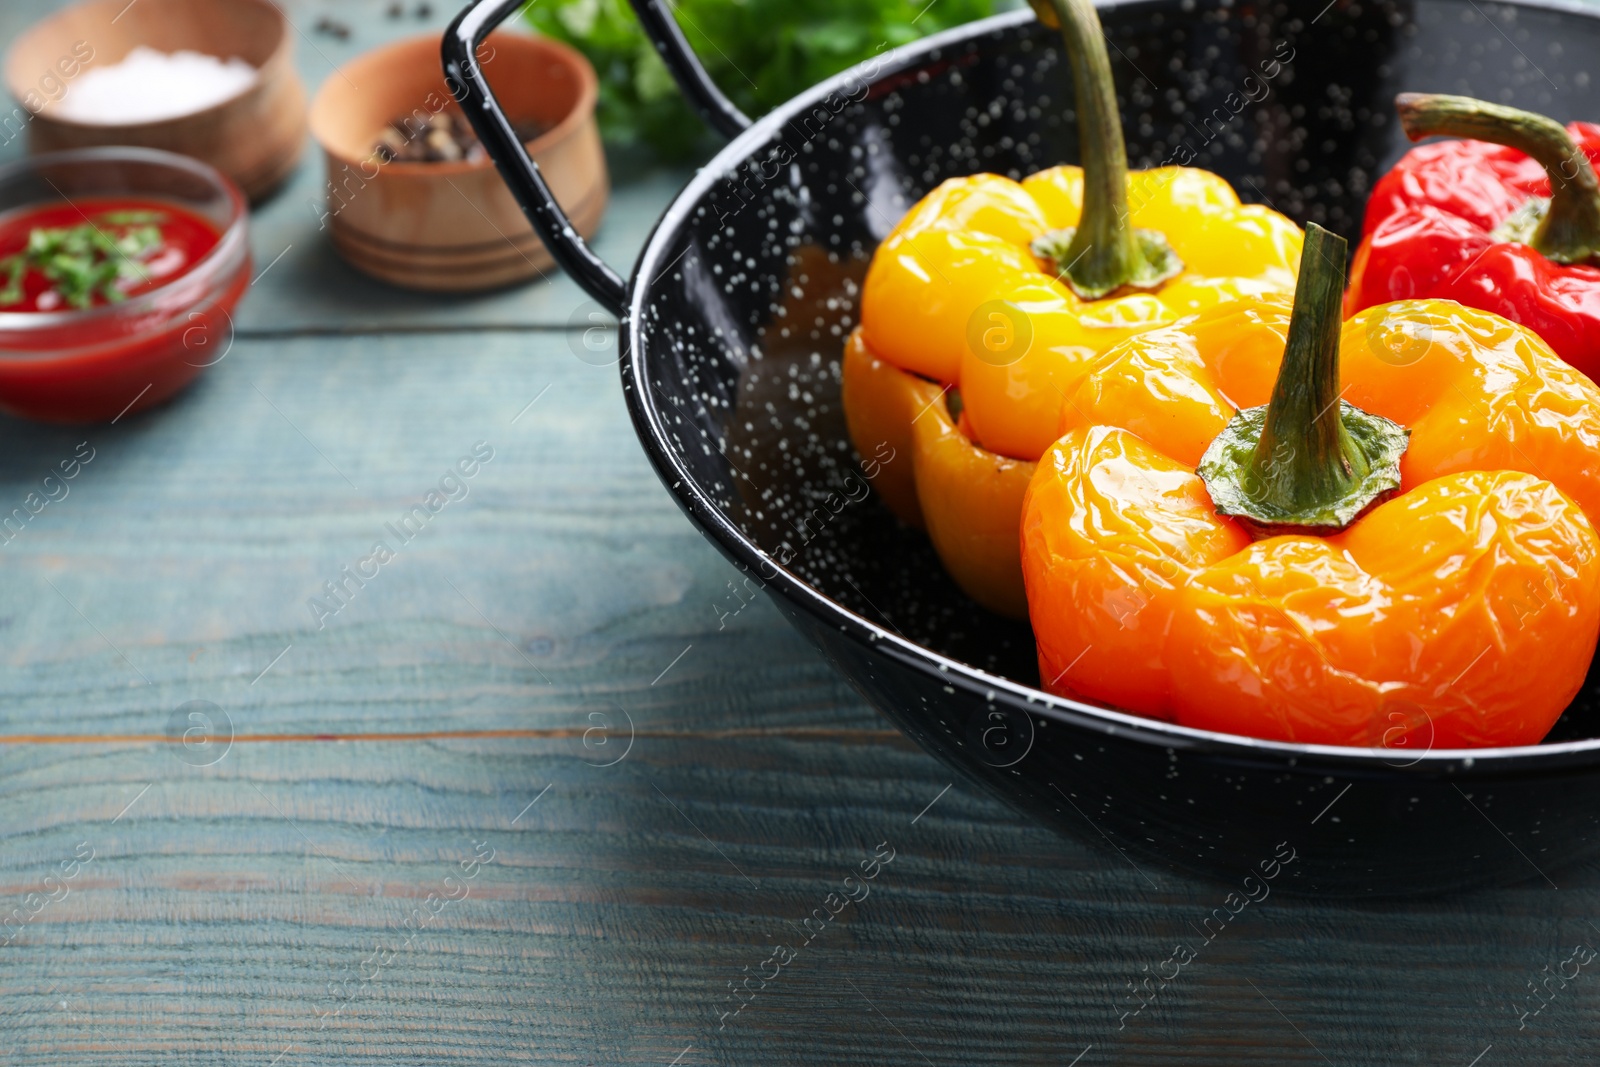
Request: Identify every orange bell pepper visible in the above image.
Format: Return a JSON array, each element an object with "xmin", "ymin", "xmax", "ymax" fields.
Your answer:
[
  {"xmin": 844, "ymin": 0, "xmax": 1301, "ymax": 617},
  {"xmin": 1022, "ymin": 223, "xmax": 1600, "ymax": 749}
]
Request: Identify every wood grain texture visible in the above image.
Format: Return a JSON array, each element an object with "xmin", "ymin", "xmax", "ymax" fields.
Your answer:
[{"xmin": 3, "ymin": 0, "xmax": 1600, "ymax": 1064}]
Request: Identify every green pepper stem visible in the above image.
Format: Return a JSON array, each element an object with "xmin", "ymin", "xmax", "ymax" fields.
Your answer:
[
  {"xmin": 1251, "ymin": 225, "xmax": 1362, "ymax": 510},
  {"xmin": 1195, "ymin": 224, "xmax": 1409, "ymax": 534},
  {"xmin": 1027, "ymin": 0, "xmax": 1181, "ymax": 299},
  {"xmin": 1396, "ymin": 92, "xmax": 1600, "ymax": 266}
]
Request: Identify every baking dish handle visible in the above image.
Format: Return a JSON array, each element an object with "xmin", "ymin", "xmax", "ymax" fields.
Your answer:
[
  {"xmin": 444, "ymin": 0, "xmax": 753, "ymax": 315},
  {"xmin": 626, "ymin": 0, "xmax": 754, "ymax": 138}
]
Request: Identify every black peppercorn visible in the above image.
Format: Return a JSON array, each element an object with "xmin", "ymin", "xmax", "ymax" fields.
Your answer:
[
  {"xmin": 369, "ymin": 109, "xmax": 549, "ymax": 165},
  {"xmin": 312, "ymin": 16, "xmax": 350, "ymax": 39}
]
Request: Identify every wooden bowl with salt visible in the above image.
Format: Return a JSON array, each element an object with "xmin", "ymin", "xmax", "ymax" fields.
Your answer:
[
  {"xmin": 3, "ymin": 0, "xmax": 307, "ymax": 202},
  {"xmin": 308, "ymin": 30, "xmax": 607, "ymax": 292}
]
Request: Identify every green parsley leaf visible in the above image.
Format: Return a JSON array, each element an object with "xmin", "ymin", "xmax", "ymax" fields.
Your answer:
[{"xmin": 525, "ymin": 0, "xmax": 1003, "ymax": 161}]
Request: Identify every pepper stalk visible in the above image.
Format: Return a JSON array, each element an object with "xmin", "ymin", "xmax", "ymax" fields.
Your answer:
[
  {"xmin": 1396, "ymin": 92, "xmax": 1600, "ymax": 266},
  {"xmin": 1198, "ymin": 224, "xmax": 1409, "ymax": 535},
  {"xmin": 1027, "ymin": 0, "xmax": 1182, "ymax": 299}
]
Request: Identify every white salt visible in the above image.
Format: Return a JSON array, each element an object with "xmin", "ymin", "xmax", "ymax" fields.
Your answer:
[{"xmin": 54, "ymin": 46, "xmax": 257, "ymax": 125}]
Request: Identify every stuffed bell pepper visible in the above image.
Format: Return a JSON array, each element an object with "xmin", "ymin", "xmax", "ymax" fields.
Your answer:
[
  {"xmin": 842, "ymin": 0, "xmax": 1303, "ymax": 617},
  {"xmin": 1348, "ymin": 93, "xmax": 1600, "ymax": 380},
  {"xmin": 1024, "ymin": 223, "xmax": 1600, "ymax": 749}
]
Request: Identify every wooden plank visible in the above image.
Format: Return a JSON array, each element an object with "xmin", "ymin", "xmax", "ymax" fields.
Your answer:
[
  {"xmin": 0, "ymin": 297, "xmax": 1594, "ymax": 1067},
  {"xmin": 3, "ymin": 729, "xmax": 1600, "ymax": 1065},
  {"xmin": 0, "ymin": 329, "xmax": 876, "ymax": 738},
  {"xmin": 2, "ymin": 1, "xmax": 1600, "ymax": 1064}
]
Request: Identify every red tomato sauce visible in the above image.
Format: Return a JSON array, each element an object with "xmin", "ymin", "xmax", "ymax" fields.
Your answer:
[
  {"xmin": 0, "ymin": 197, "xmax": 221, "ymax": 313},
  {"xmin": 0, "ymin": 193, "xmax": 247, "ymax": 422}
]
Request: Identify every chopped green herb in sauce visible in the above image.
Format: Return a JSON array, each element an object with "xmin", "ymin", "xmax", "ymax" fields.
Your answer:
[{"xmin": 0, "ymin": 210, "xmax": 167, "ymax": 310}]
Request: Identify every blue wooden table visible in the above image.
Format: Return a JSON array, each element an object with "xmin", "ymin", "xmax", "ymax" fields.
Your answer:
[{"xmin": 2, "ymin": 1, "xmax": 1599, "ymax": 1064}]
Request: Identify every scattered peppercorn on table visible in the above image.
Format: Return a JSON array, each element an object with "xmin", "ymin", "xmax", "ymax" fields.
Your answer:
[{"xmin": 7, "ymin": 0, "xmax": 1600, "ymax": 1065}]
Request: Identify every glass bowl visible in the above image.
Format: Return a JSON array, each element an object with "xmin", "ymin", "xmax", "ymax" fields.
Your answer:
[{"xmin": 0, "ymin": 147, "xmax": 250, "ymax": 422}]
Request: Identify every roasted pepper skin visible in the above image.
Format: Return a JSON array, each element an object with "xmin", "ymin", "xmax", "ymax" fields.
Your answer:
[
  {"xmin": 1347, "ymin": 123, "xmax": 1600, "ymax": 380},
  {"xmin": 841, "ymin": 330, "xmax": 931, "ymax": 531},
  {"xmin": 844, "ymin": 167, "xmax": 1301, "ymax": 614},
  {"xmin": 841, "ymin": 331, "xmax": 1035, "ymax": 616},
  {"xmin": 1023, "ymin": 297, "xmax": 1600, "ymax": 747},
  {"xmin": 860, "ymin": 167, "xmax": 1302, "ymax": 460}
]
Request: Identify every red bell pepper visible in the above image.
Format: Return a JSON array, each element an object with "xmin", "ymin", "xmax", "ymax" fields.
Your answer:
[{"xmin": 1346, "ymin": 93, "xmax": 1600, "ymax": 380}]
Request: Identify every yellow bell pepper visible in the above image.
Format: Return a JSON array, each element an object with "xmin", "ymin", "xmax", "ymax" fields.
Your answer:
[{"xmin": 843, "ymin": 0, "xmax": 1303, "ymax": 617}]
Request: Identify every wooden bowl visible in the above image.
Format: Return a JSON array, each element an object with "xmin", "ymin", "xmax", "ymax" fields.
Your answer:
[
  {"xmin": 3, "ymin": 0, "xmax": 307, "ymax": 202},
  {"xmin": 308, "ymin": 31, "xmax": 607, "ymax": 292}
]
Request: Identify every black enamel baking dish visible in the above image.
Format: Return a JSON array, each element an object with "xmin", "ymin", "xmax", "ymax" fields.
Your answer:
[{"xmin": 445, "ymin": 0, "xmax": 1600, "ymax": 894}]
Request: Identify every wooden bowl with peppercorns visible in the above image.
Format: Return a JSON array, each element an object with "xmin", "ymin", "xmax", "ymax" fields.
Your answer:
[{"xmin": 308, "ymin": 30, "xmax": 607, "ymax": 292}]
